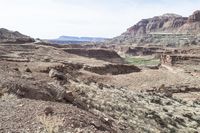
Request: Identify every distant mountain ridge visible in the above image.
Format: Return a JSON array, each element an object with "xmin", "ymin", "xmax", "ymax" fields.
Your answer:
[{"xmin": 57, "ymin": 36, "xmax": 108, "ymax": 42}]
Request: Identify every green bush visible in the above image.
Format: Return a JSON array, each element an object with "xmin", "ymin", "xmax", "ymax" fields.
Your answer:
[{"xmin": 125, "ymin": 56, "xmax": 160, "ymax": 66}]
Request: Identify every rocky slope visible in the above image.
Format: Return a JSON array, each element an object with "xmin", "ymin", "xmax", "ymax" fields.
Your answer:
[
  {"xmin": 0, "ymin": 28, "xmax": 34, "ymax": 43},
  {"xmin": 1, "ymin": 41, "xmax": 200, "ymax": 132},
  {"xmin": 110, "ymin": 10, "xmax": 200, "ymax": 47}
]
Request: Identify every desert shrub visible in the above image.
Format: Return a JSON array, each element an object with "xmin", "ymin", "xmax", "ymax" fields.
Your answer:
[{"xmin": 37, "ymin": 115, "xmax": 63, "ymax": 133}]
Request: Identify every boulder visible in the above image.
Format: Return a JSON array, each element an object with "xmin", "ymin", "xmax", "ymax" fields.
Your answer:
[
  {"xmin": 25, "ymin": 67, "xmax": 32, "ymax": 73},
  {"xmin": 64, "ymin": 91, "xmax": 75, "ymax": 103},
  {"xmin": 49, "ymin": 69, "xmax": 65, "ymax": 80},
  {"xmin": 44, "ymin": 107, "xmax": 54, "ymax": 116}
]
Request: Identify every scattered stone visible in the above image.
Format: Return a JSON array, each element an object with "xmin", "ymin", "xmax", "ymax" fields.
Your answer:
[
  {"xmin": 64, "ymin": 91, "xmax": 75, "ymax": 103},
  {"xmin": 90, "ymin": 121, "xmax": 107, "ymax": 131},
  {"xmin": 43, "ymin": 57, "xmax": 51, "ymax": 62},
  {"xmin": 25, "ymin": 67, "xmax": 32, "ymax": 73},
  {"xmin": 13, "ymin": 68, "xmax": 19, "ymax": 71},
  {"xmin": 150, "ymin": 97, "xmax": 163, "ymax": 105},
  {"xmin": 158, "ymin": 84, "xmax": 166, "ymax": 91},
  {"xmin": 21, "ymin": 74, "xmax": 34, "ymax": 80},
  {"xmin": 0, "ymin": 91, "xmax": 3, "ymax": 97},
  {"xmin": 44, "ymin": 107, "xmax": 54, "ymax": 116},
  {"xmin": 100, "ymin": 117, "xmax": 114, "ymax": 127}
]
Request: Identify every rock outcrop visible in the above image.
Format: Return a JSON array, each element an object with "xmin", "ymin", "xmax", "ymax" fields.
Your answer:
[
  {"xmin": 188, "ymin": 10, "xmax": 200, "ymax": 22},
  {"xmin": 64, "ymin": 48, "xmax": 124, "ymax": 64},
  {"xmin": 84, "ymin": 64, "xmax": 141, "ymax": 75},
  {"xmin": 109, "ymin": 10, "xmax": 200, "ymax": 47},
  {"xmin": 160, "ymin": 47, "xmax": 200, "ymax": 66},
  {"xmin": 0, "ymin": 28, "xmax": 34, "ymax": 43}
]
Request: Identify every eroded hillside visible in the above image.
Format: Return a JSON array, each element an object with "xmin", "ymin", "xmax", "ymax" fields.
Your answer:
[
  {"xmin": 0, "ymin": 39, "xmax": 200, "ymax": 132},
  {"xmin": 109, "ymin": 10, "xmax": 200, "ymax": 47}
]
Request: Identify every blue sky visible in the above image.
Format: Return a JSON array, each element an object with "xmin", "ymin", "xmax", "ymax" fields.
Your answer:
[{"xmin": 0, "ymin": 0, "xmax": 199, "ymax": 39}]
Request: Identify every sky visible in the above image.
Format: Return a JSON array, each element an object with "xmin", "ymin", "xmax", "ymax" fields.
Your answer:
[{"xmin": 0, "ymin": 0, "xmax": 199, "ymax": 39}]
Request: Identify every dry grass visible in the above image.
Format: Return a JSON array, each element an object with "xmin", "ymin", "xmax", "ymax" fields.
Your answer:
[
  {"xmin": 37, "ymin": 115, "xmax": 63, "ymax": 133},
  {"xmin": 0, "ymin": 93, "xmax": 16, "ymax": 101},
  {"xmin": 69, "ymin": 81, "xmax": 200, "ymax": 132}
]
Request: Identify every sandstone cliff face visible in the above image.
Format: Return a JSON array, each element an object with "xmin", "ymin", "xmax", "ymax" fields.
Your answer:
[
  {"xmin": 188, "ymin": 10, "xmax": 200, "ymax": 22},
  {"xmin": 125, "ymin": 14, "xmax": 187, "ymax": 37},
  {"xmin": 0, "ymin": 28, "xmax": 34, "ymax": 43},
  {"xmin": 178, "ymin": 10, "xmax": 200, "ymax": 34},
  {"xmin": 110, "ymin": 10, "xmax": 200, "ymax": 46}
]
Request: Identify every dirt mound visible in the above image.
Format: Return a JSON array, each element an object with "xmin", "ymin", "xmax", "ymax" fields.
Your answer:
[
  {"xmin": 84, "ymin": 64, "xmax": 141, "ymax": 75},
  {"xmin": 64, "ymin": 48, "xmax": 124, "ymax": 64}
]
